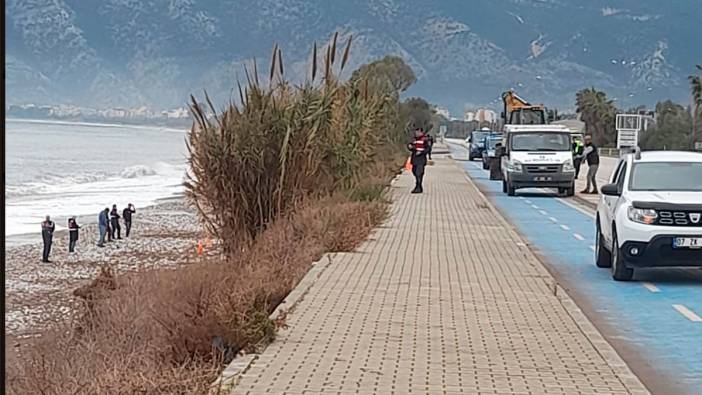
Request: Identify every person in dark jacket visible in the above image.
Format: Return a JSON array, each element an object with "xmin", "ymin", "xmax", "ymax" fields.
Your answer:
[
  {"xmin": 68, "ymin": 216, "xmax": 81, "ymax": 253},
  {"xmin": 122, "ymin": 203, "xmax": 136, "ymax": 237},
  {"xmin": 110, "ymin": 204, "xmax": 122, "ymax": 239},
  {"xmin": 577, "ymin": 135, "xmax": 600, "ymax": 194},
  {"xmin": 407, "ymin": 128, "xmax": 429, "ymax": 194},
  {"xmin": 41, "ymin": 215, "xmax": 55, "ymax": 263},
  {"xmin": 97, "ymin": 208, "xmax": 109, "ymax": 247},
  {"xmin": 426, "ymin": 134, "xmax": 435, "ymax": 160},
  {"xmin": 572, "ymin": 137, "xmax": 584, "ymax": 179}
]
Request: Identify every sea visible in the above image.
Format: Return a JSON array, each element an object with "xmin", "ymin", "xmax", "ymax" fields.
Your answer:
[{"xmin": 5, "ymin": 119, "xmax": 189, "ymax": 238}]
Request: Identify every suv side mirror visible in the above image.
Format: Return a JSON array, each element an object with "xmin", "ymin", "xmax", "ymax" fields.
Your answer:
[{"xmin": 601, "ymin": 184, "xmax": 620, "ymax": 196}]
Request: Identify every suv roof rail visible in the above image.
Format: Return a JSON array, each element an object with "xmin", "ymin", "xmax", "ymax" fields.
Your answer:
[{"xmin": 621, "ymin": 146, "xmax": 642, "ymax": 160}]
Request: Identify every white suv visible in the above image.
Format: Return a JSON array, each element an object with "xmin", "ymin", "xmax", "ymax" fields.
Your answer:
[{"xmin": 595, "ymin": 150, "xmax": 702, "ymax": 281}]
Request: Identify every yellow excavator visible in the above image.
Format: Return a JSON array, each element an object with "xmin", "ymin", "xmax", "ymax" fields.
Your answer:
[{"xmin": 501, "ymin": 90, "xmax": 547, "ymax": 125}]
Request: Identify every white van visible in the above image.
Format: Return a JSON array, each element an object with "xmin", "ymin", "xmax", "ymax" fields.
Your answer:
[{"xmin": 500, "ymin": 125, "xmax": 576, "ymax": 196}]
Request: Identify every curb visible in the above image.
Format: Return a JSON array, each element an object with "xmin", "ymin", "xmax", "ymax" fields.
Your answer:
[
  {"xmin": 451, "ymin": 157, "xmax": 650, "ymax": 395},
  {"xmin": 210, "ymin": 171, "xmax": 404, "ymax": 394},
  {"xmin": 210, "ymin": 254, "xmax": 335, "ymax": 394},
  {"xmin": 555, "ymin": 285, "xmax": 651, "ymax": 395},
  {"xmin": 573, "ymin": 194, "xmax": 598, "ymax": 210}
]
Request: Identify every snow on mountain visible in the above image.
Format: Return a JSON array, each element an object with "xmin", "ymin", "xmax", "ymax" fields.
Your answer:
[{"xmin": 5, "ymin": 0, "xmax": 701, "ymax": 114}]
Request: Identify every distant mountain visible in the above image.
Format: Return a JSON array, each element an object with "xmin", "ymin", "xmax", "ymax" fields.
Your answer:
[{"xmin": 6, "ymin": 0, "xmax": 701, "ymax": 115}]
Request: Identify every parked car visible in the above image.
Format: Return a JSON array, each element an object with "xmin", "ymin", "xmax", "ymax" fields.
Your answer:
[
  {"xmin": 595, "ymin": 150, "xmax": 702, "ymax": 281},
  {"xmin": 467, "ymin": 128, "xmax": 492, "ymax": 161},
  {"xmin": 482, "ymin": 133, "xmax": 504, "ymax": 170}
]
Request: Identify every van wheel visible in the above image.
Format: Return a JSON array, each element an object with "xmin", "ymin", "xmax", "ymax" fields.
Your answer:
[
  {"xmin": 595, "ymin": 219, "xmax": 611, "ymax": 268},
  {"xmin": 507, "ymin": 182, "xmax": 516, "ymax": 196},
  {"xmin": 566, "ymin": 186, "xmax": 575, "ymax": 197},
  {"xmin": 611, "ymin": 231, "xmax": 634, "ymax": 281}
]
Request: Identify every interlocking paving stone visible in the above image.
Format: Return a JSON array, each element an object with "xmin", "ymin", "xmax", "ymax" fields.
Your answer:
[{"xmin": 231, "ymin": 152, "xmax": 646, "ymax": 395}]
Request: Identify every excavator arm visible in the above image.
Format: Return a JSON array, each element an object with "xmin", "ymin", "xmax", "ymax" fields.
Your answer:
[{"xmin": 501, "ymin": 90, "xmax": 547, "ymax": 125}]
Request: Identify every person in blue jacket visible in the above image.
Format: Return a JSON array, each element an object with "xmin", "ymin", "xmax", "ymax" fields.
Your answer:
[{"xmin": 97, "ymin": 208, "xmax": 109, "ymax": 247}]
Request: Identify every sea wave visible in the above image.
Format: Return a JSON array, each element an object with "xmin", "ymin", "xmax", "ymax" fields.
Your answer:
[
  {"xmin": 6, "ymin": 163, "xmax": 184, "ymax": 198},
  {"xmin": 120, "ymin": 165, "xmax": 157, "ymax": 178}
]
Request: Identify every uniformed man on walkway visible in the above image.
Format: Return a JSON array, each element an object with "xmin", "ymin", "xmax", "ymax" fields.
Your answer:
[{"xmin": 408, "ymin": 128, "xmax": 429, "ymax": 194}]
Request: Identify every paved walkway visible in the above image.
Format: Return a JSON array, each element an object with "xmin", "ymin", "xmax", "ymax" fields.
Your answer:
[{"xmin": 230, "ymin": 150, "xmax": 647, "ymax": 394}]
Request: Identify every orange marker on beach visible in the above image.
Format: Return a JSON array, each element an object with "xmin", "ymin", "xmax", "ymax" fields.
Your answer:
[{"xmin": 196, "ymin": 241, "xmax": 204, "ymax": 255}]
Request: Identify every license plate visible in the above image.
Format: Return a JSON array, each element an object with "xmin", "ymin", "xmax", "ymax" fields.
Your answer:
[
  {"xmin": 533, "ymin": 176, "xmax": 552, "ymax": 181},
  {"xmin": 673, "ymin": 237, "xmax": 702, "ymax": 249}
]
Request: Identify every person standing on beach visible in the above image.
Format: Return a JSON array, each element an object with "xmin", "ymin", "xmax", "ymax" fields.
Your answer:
[
  {"xmin": 68, "ymin": 216, "xmax": 81, "ymax": 253},
  {"xmin": 98, "ymin": 208, "xmax": 109, "ymax": 247},
  {"xmin": 110, "ymin": 204, "xmax": 122, "ymax": 239},
  {"xmin": 41, "ymin": 215, "xmax": 55, "ymax": 263},
  {"xmin": 122, "ymin": 203, "xmax": 136, "ymax": 237}
]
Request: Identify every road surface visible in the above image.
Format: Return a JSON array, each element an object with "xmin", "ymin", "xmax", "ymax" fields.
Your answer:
[{"xmin": 449, "ymin": 142, "xmax": 702, "ymax": 395}]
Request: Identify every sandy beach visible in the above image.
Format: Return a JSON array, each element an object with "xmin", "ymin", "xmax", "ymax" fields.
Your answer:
[{"xmin": 4, "ymin": 197, "xmax": 214, "ymax": 337}]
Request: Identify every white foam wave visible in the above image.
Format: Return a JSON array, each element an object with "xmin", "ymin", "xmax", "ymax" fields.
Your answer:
[
  {"xmin": 6, "ymin": 163, "xmax": 184, "ymax": 199},
  {"xmin": 120, "ymin": 165, "xmax": 158, "ymax": 178}
]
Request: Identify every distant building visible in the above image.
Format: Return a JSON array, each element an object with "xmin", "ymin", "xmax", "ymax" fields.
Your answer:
[
  {"xmin": 477, "ymin": 108, "xmax": 497, "ymax": 123},
  {"xmin": 435, "ymin": 107, "xmax": 450, "ymax": 119},
  {"xmin": 466, "ymin": 108, "xmax": 497, "ymax": 123}
]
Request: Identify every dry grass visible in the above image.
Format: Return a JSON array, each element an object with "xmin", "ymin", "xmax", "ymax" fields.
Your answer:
[
  {"xmin": 185, "ymin": 33, "xmax": 405, "ymax": 255},
  {"xmin": 7, "ymin": 32, "xmax": 413, "ymax": 395},
  {"xmin": 6, "ymin": 197, "xmax": 388, "ymax": 394}
]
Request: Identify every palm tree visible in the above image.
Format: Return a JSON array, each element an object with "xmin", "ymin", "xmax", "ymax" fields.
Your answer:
[
  {"xmin": 576, "ymin": 88, "xmax": 617, "ymax": 146},
  {"xmin": 690, "ymin": 65, "xmax": 702, "ymax": 143}
]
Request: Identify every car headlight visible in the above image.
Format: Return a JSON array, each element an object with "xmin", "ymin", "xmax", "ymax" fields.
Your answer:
[
  {"xmin": 562, "ymin": 159, "xmax": 575, "ymax": 172},
  {"xmin": 627, "ymin": 207, "xmax": 657, "ymax": 224},
  {"xmin": 507, "ymin": 160, "xmax": 523, "ymax": 172}
]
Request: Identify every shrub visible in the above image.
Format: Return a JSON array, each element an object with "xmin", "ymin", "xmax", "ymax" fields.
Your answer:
[
  {"xmin": 185, "ymin": 34, "xmax": 408, "ymax": 255},
  {"xmin": 6, "ymin": 198, "xmax": 388, "ymax": 394}
]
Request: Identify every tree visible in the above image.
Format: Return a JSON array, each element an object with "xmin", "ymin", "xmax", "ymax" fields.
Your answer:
[
  {"xmin": 689, "ymin": 64, "xmax": 702, "ymax": 144},
  {"xmin": 349, "ymin": 56, "xmax": 416, "ymax": 96},
  {"xmin": 399, "ymin": 97, "xmax": 440, "ymax": 133},
  {"xmin": 575, "ymin": 88, "xmax": 618, "ymax": 146},
  {"xmin": 639, "ymin": 100, "xmax": 693, "ymax": 150}
]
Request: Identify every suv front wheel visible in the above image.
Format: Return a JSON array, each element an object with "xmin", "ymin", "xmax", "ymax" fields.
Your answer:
[
  {"xmin": 611, "ymin": 230, "xmax": 634, "ymax": 281},
  {"xmin": 595, "ymin": 219, "xmax": 611, "ymax": 268}
]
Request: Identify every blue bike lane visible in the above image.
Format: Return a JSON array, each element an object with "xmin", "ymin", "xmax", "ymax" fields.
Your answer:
[{"xmin": 448, "ymin": 143, "xmax": 702, "ymax": 395}]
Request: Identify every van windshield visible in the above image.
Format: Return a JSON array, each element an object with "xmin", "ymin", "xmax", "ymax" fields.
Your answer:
[{"xmin": 510, "ymin": 132, "xmax": 570, "ymax": 151}]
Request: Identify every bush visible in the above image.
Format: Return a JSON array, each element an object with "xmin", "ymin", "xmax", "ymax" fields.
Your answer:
[
  {"xmin": 185, "ymin": 34, "xmax": 409, "ymax": 255},
  {"xmin": 7, "ymin": 198, "xmax": 388, "ymax": 394}
]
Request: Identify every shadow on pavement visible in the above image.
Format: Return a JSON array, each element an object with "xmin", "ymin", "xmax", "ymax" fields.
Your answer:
[{"xmin": 635, "ymin": 267, "xmax": 702, "ymax": 283}]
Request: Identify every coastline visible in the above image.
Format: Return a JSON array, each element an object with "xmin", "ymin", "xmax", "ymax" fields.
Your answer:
[
  {"xmin": 5, "ymin": 193, "xmax": 186, "ymax": 247},
  {"xmin": 4, "ymin": 195, "xmax": 208, "ymax": 337},
  {"xmin": 6, "ymin": 117, "xmax": 190, "ymax": 131}
]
